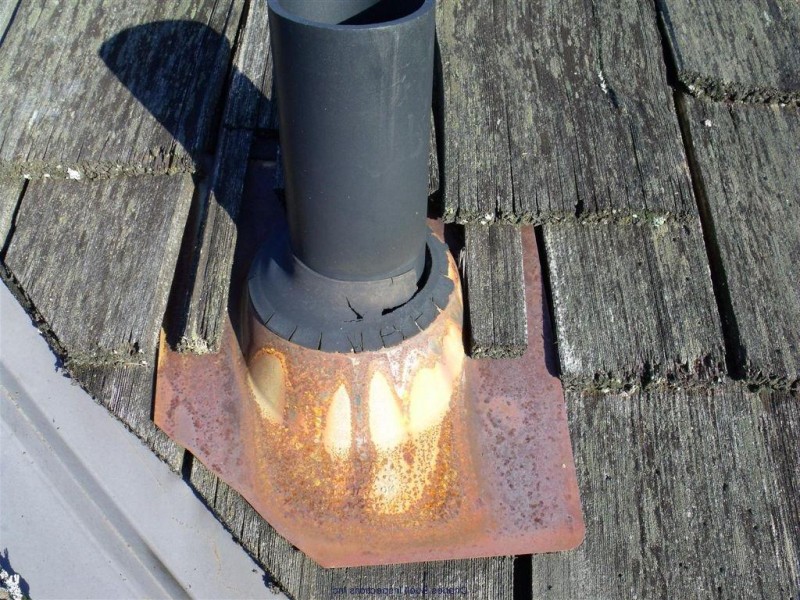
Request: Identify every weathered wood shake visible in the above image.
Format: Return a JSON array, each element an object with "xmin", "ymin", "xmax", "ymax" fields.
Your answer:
[
  {"xmin": 543, "ymin": 220, "xmax": 724, "ymax": 390},
  {"xmin": 0, "ymin": 180, "xmax": 23, "ymax": 246},
  {"xmin": 656, "ymin": 0, "xmax": 800, "ymax": 103},
  {"xmin": 0, "ymin": 0, "xmax": 798, "ymax": 597},
  {"xmin": 0, "ymin": 0, "xmax": 246, "ymax": 468},
  {"xmin": 437, "ymin": 0, "xmax": 694, "ymax": 224},
  {"xmin": 4, "ymin": 177, "xmax": 193, "ymax": 363},
  {"xmin": 681, "ymin": 98, "xmax": 800, "ymax": 389},
  {"xmin": 530, "ymin": 386, "xmax": 800, "ymax": 600},
  {"xmin": 0, "ymin": 1, "xmax": 244, "ymax": 181},
  {"xmin": 463, "ymin": 224, "xmax": 527, "ymax": 358}
]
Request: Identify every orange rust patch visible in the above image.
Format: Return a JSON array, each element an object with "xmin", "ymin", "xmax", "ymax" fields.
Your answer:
[{"xmin": 153, "ymin": 226, "xmax": 584, "ymax": 567}]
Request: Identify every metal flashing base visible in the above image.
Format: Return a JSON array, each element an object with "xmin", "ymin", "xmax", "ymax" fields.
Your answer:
[{"xmin": 154, "ymin": 227, "xmax": 584, "ymax": 568}]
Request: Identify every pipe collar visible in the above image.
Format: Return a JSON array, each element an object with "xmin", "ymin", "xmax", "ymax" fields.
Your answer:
[{"xmin": 248, "ymin": 227, "xmax": 454, "ymax": 353}]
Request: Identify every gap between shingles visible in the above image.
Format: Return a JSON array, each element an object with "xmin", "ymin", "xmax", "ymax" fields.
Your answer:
[
  {"xmin": 0, "ymin": 178, "xmax": 27, "ymax": 259},
  {"xmin": 652, "ymin": 0, "xmax": 745, "ymax": 381},
  {"xmin": 534, "ymin": 225, "xmax": 562, "ymax": 380},
  {"xmin": 0, "ymin": 0, "xmax": 23, "ymax": 48},
  {"xmin": 513, "ymin": 554, "xmax": 534, "ymax": 600}
]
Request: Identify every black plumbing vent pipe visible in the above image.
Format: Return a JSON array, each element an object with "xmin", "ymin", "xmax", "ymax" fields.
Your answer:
[
  {"xmin": 249, "ymin": 0, "xmax": 453, "ymax": 353},
  {"xmin": 270, "ymin": 0, "xmax": 434, "ymax": 281}
]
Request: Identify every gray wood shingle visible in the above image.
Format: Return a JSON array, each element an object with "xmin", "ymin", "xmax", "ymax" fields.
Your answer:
[
  {"xmin": 463, "ymin": 224, "xmax": 527, "ymax": 358},
  {"xmin": 223, "ymin": 0, "xmax": 277, "ymax": 131},
  {"xmin": 437, "ymin": 0, "xmax": 694, "ymax": 224},
  {"xmin": 0, "ymin": 0, "xmax": 19, "ymax": 44},
  {"xmin": 4, "ymin": 175, "xmax": 193, "ymax": 363},
  {"xmin": 682, "ymin": 97, "xmax": 800, "ymax": 389},
  {"xmin": 543, "ymin": 219, "xmax": 725, "ymax": 390},
  {"xmin": 0, "ymin": 179, "xmax": 23, "ymax": 248},
  {"xmin": 656, "ymin": 0, "xmax": 800, "ymax": 103},
  {"xmin": 173, "ymin": 129, "xmax": 253, "ymax": 354},
  {"xmin": 0, "ymin": 0, "xmax": 244, "ymax": 181},
  {"xmin": 530, "ymin": 385, "xmax": 800, "ymax": 599}
]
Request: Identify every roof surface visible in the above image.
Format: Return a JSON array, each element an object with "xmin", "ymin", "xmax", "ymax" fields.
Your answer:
[
  {"xmin": 0, "ymin": 0, "xmax": 798, "ymax": 598},
  {"xmin": 0, "ymin": 284, "xmax": 286, "ymax": 599}
]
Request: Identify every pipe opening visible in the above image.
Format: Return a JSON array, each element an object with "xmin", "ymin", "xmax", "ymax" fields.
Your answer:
[{"xmin": 277, "ymin": 0, "xmax": 426, "ymax": 26}]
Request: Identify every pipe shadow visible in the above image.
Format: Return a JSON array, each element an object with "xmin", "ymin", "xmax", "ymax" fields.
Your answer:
[
  {"xmin": 428, "ymin": 27, "xmax": 446, "ymax": 220},
  {"xmin": 99, "ymin": 20, "xmax": 276, "ymax": 347},
  {"xmin": 98, "ymin": 19, "xmax": 272, "ymax": 201}
]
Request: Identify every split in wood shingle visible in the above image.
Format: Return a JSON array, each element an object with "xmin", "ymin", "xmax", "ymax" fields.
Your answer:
[
  {"xmin": 170, "ymin": 129, "xmax": 253, "ymax": 354},
  {"xmin": 680, "ymin": 96, "xmax": 800, "ymax": 390},
  {"xmin": 224, "ymin": 0, "xmax": 278, "ymax": 131}
]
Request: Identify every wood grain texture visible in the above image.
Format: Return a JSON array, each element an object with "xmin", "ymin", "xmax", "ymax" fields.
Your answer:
[
  {"xmin": 682, "ymin": 98, "xmax": 800, "ymax": 389},
  {"xmin": 3, "ymin": 175, "xmax": 194, "ymax": 363},
  {"xmin": 530, "ymin": 386, "xmax": 800, "ymax": 599},
  {"xmin": 0, "ymin": 0, "xmax": 20, "ymax": 45},
  {"xmin": 0, "ymin": 0, "xmax": 243, "ymax": 181},
  {"xmin": 173, "ymin": 129, "xmax": 253, "ymax": 353},
  {"xmin": 428, "ymin": 111, "xmax": 440, "ymax": 198},
  {"xmin": 463, "ymin": 224, "xmax": 527, "ymax": 358},
  {"xmin": 69, "ymin": 358, "xmax": 185, "ymax": 472},
  {"xmin": 436, "ymin": 0, "xmax": 694, "ymax": 224},
  {"xmin": 0, "ymin": 179, "xmax": 23, "ymax": 248},
  {"xmin": 542, "ymin": 220, "xmax": 725, "ymax": 391},
  {"xmin": 188, "ymin": 458, "xmax": 515, "ymax": 600},
  {"xmin": 223, "ymin": 0, "xmax": 277, "ymax": 131},
  {"xmin": 656, "ymin": 0, "xmax": 800, "ymax": 104}
]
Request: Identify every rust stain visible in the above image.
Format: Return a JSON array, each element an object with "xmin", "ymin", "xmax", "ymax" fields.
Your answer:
[{"xmin": 154, "ymin": 227, "xmax": 584, "ymax": 567}]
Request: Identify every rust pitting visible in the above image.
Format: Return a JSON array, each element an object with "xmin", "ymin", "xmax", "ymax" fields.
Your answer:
[
  {"xmin": 236, "ymin": 275, "xmax": 474, "ymax": 534},
  {"xmin": 155, "ymin": 227, "xmax": 584, "ymax": 567}
]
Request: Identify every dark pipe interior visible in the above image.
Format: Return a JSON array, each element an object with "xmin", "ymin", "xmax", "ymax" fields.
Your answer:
[{"xmin": 278, "ymin": 0, "xmax": 425, "ymax": 25}]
